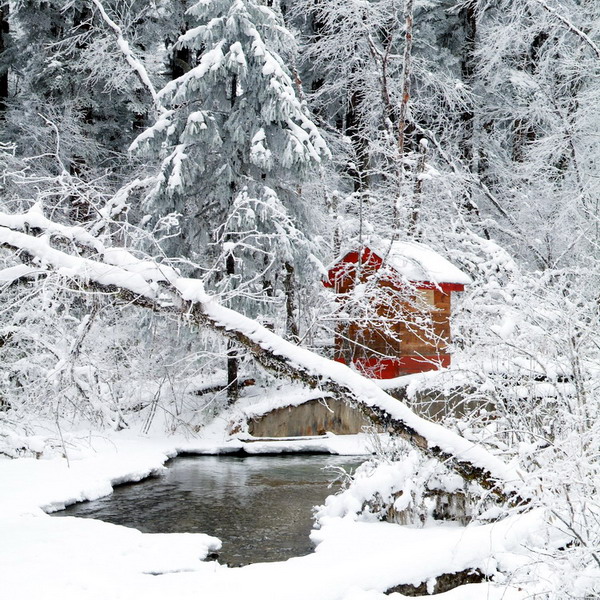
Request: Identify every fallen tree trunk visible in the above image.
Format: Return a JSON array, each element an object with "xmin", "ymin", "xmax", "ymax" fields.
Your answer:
[{"xmin": 0, "ymin": 211, "xmax": 527, "ymax": 505}]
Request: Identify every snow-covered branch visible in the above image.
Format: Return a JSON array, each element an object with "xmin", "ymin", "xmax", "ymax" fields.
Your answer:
[
  {"xmin": 89, "ymin": 0, "xmax": 165, "ymax": 114},
  {"xmin": 531, "ymin": 0, "xmax": 600, "ymax": 59},
  {"xmin": 0, "ymin": 210, "xmax": 527, "ymax": 505},
  {"xmin": 1, "ymin": 203, "xmax": 103, "ymax": 253}
]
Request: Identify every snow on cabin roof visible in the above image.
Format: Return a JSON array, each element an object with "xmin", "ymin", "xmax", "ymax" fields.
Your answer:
[
  {"xmin": 329, "ymin": 240, "xmax": 472, "ymax": 286},
  {"xmin": 369, "ymin": 240, "xmax": 472, "ymax": 285}
]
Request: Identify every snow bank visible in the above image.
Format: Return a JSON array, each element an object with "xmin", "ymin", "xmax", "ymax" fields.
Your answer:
[
  {"xmin": 3, "ymin": 515, "xmax": 221, "ymax": 600},
  {"xmin": 310, "ymin": 511, "xmax": 544, "ymax": 596},
  {"xmin": 0, "ymin": 434, "xmax": 188, "ymax": 516},
  {"xmin": 0, "ymin": 429, "xmax": 545, "ymax": 600}
]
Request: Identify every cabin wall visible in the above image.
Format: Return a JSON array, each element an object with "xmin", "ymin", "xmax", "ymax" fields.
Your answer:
[{"xmin": 333, "ymin": 281, "xmax": 453, "ymax": 378}]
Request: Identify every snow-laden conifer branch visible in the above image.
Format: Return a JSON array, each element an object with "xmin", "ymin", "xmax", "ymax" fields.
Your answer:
[
  {"xmin": 89, "ymin": 0, "xmax": 165, "ymax": 114},
  {"xmin": 0, "ymin": 211, "xmax": 527, "ymax": 505}
]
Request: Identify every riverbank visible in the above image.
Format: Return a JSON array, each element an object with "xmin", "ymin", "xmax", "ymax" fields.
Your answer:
[{"xmin": 0, "ymin": 423, "xmax": 545, "ymax": 600}]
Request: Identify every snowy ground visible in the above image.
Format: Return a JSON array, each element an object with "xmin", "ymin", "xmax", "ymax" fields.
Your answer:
[{"xmin": 1, "ymin": 400, "xmax": 544, "ymax": 600}]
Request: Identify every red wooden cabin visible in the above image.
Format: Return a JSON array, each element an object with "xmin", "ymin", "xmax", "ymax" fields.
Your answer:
[{"xmin": 325, "ymin": 241, "xmax": 471, "ymax": 379}]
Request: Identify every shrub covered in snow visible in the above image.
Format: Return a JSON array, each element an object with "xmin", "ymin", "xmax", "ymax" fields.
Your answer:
[{"xmin": 315, "ymin": 442, "xmax": 472, "ymax": 528}]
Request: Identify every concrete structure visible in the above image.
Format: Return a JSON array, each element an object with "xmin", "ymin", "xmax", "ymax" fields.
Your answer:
[
  {"xmin": 247, "ymin": 397, "xmax": 379, "ymax": 437},
  {"xmin": 244, "ymin": 385, "xmax": 487, "ymax": 439}
]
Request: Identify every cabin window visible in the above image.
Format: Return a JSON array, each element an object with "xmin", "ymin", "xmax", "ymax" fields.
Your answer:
[{"xmin": 416, "ymin": 289, "xmax": 435, "ymax": 309}]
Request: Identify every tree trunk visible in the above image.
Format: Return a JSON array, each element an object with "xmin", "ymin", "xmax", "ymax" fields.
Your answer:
[
  {"xmin": 345, "ymin": 88, "xmax": 369, "ymax": 195},
  {"xmin": 226, "ymin": 250, "xmax": 239, "ymax": 404},
  {"xmin": 408, "ymin": 138, "xmax": 427, "ymax": 239},
  {"xmin": 0, "ymin": 6, "xmax": 8, "ymax": 114},
  {"xmin": 459, "ymin": 2, "xmax": 477, "ymax": 168},
  {"xmin": 284, "ymin": 261, "xmax": 300, "ymax": 343},
  {"xmin": 394, "ymin": 0, "xmax": 414, "ymax": 231}
]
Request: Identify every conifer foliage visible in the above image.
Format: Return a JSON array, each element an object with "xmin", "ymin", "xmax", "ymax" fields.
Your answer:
[{"xmin": 133, "ymin": 0, "xmax": 329, "ymax": 297}]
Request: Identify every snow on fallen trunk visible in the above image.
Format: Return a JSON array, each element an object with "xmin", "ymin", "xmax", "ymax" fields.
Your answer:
[{"xmin": 0, "ymin": 215, "xmax": 526, "ymax": 504}]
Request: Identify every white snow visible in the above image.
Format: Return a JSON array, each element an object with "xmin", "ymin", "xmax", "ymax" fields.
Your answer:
[
  {"xmin": 103, "ymin": 248, "xmax": 179, "ymax": 284},
  {"xmin": 368, "ymin": 240, "xmax": 473, "ymax": 285},
  {"xmin": 159, "ymin": 42, "xmax": 227, "ymax": 104},
  {"xmin": 175, "ymin": 277, "xmax": 211, "ymax": 303},
  {"xmin": 250, "ymin": 127, "xmax": 272, "ymax": 167},
  {"xmin": 0, "ymin": 429, "xmax": 542, "ymax": 600},
  {"xmin": 0, "ymin": 203, "xmax": 103, "ymax": 252},
  {"xmin": 228, "ymin": 41, "xmax": 247, "ymax": 67},
  {"xmin": 0, "ymin": 264, "xmax": 41, "ymax": 282},
  {"xmin": 237, "ymin": 386, "xmax": 335, "ymax": 420},
  {"xmin": 129, "ymin": 110, "xmax": 174, "ymax": 153},
  {"xmin": 0, "ymin": 226, "xmax": 158, "ymax": 297}
]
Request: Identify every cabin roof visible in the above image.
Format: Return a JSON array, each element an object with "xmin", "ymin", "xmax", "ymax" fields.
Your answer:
[{"xmin": 332, "ymin": 240, "xmax": 472, "ymax": 286}]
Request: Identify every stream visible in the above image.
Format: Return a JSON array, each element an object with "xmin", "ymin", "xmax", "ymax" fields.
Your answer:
[{"xmin": 56, "ymin": 454, "xmax": 364, "ymax": 566}]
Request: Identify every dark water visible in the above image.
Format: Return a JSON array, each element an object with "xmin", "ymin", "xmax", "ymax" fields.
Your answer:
[{"xmin": 56, "ymin": 454, "xmax": 363, "ymax": 565}]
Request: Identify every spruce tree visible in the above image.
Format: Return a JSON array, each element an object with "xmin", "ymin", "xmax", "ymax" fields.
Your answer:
[{"xmin": 132, "ymin": 0, "xmax": 329, "ymax": 305}]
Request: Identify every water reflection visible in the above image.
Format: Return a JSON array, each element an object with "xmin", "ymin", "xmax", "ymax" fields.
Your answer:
[{"xmin": 56, "ymin": 454, "xmax": 363, "ymax": 565}]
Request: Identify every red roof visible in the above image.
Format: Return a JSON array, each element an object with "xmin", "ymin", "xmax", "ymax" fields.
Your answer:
[{"xmin": 326, "ymin": 244, "xmax": 469, "ymax": 293}]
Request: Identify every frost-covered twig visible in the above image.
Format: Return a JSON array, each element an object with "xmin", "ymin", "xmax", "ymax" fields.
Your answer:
[
  {"xmin": 89, "ymin": 176, "xmax": 155, "ymax": 237},
  {"xmin": 413, "ymin": 122, "xmax": 551, "ymax": 269},
  {"xmin": 531, "ymin": 0, "xmax": 600, "ymax": 59},
  {"xmin": 89, "ymin": 0, "xmax": 165, "ymax": 114}
]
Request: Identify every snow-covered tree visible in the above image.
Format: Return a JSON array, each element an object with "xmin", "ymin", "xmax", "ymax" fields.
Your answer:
[
  {"xmin": 133, "ymin": 0, "xmax": 329, "ymax": 307},
  {"xmin": 459, "ymin": 0, "xmax": 600, "ymax": 269},
  {"xmin": 290, "ymin": 0, "xmax": 475, "ymax": 244},
  {"xmin": 2, "ymin": 0, "xmax": 172, "ymax": 184}
]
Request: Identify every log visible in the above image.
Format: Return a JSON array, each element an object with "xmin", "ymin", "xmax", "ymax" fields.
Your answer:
[{"xmin": 0, "ymin": 215, "xmax": 528, "ymax": 506}]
